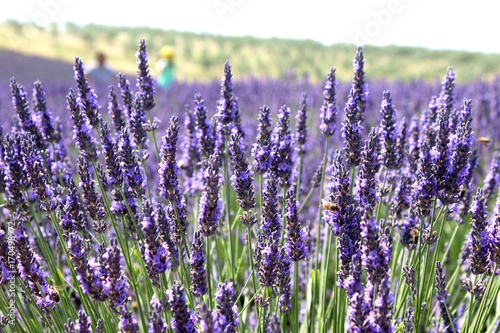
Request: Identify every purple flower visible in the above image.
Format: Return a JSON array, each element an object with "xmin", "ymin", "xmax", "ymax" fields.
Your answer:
[
  {"xmin": 342, "ymin": 88, "xmax": 363, "ymax": 167},
  {"xmin": 490, "ymin": 197, "xmax": 500, "ymax": 265},
  {"xmin": 371, "ymin": 276, "xmax": 394, "ymax": 333},
  {"xmin": 468, "ymin": 188, "xmax": 490, "ymax": 275},
  {"xmin": 337, "ymin": 204, "xmax": 361, "ymax": 288},
  {"xmin": 411, "ymin": 142, "xmax": 437, "ymax": 218},
  {"xmin": 181, "ymin": 104, "xmax": 203, "ymax": 196},
  {"xmin": 319, "ymin": 67, "xmax": 338, "ymax": 137},
  {"xmin": 190, "ymin": 231, "xmax": 207, "ymax": 297},
  {"xmin": 295, "ymin": 92, "xmax": 308, "ymax": 156},
  {"xmin": 74, "ymin": 57, "xmax": 100, "ymax": 128},
  {"xmin": 77, "ymin": 156, "xmax": 106, "ymax": 221},
  {"xmin": 136, "ymin": 39, "xmax": 156, "ymax": 112},
  {"xmin": 99, "ymin": 118, "xmax": 123, "ymax": 187},
  {"xmin": 167, "ymin": 281, "xmax": 197, "ymax": 333},
  {"xmin": 107, "ymin": 85, "xmax": 126, "ymax": 133},
  {"xmin": 197, "ymin": 153, "xmax": 222, "ymax": 237},
  {"xmin": 408, "ymin": 116, "xmax": 420, "ymax": 174},
  {"xmin": 159, "ymin": 117, "xmax": 182, "ymax": 201},
  {"xmin": 390, "ymin": 169, "xmax": 412, "ymax": 219},
  {"xmin": 157, "ymin": 203, "xmax": 180, "ymax": 270},
  {"xmin": 64, "ymin": 310, "xmax": 92, "ymax": 333},
  {"xmin": 118, "ymin": 73, "xmax": 133, "ymax": 120},
  {"xmin": 437, "ymin": 67, "xmax": 455, "ymax": 113},
  {"xmin": 352, "ymin": 46, "xmax": 368, "ymax": 122},
  {"xmin": 285, "ymin": 188, "xmax": 309, "ymax": 261},
  {"xmin": 129, "ymin": 92, "xmax": 149, "ymax": 151},
  {"xmin": 354, "ymin": 128, "xmax": 380, "ymax": 212},
  {"xmin": 118, "ymin": 305, "xmax": 140, "ymax": 333},
  {"xmin": 215, "ymin": 60, "xmax": 235, "ymax": 136},
  {"xmin": 271, "ymin": 104, "xmax": 295, "ymax": 188},
  {"xmin": 198, "ymin": 302, "xmax": 219, "ymax": 333},
  {"xmin": 257, "ymin": 231, "xmax": 281, "ymax": 287},
  {"xmin": 277, "ymin": 246, "xmax": 292, "ymax": 313},
  {"xmin": 10, "ymin": 78, "xmax": 46, "ymax": 150},
  {"xmin": 214, "ymin": 280, "xmax": 239, "ymax": 333},
  {"xmin": 33, "ymin": 80, "xmax": 56, "ymax": 143},
  {"xmin": 229, "ymin": 133, "xmax": 256, "ymax": 212},
  {"xmin": 104, "ymin": 238, "xmax": 129, "ymax": 310},
  {"xmin": 149, "ymin": 295, "xmax": 168, "ymax": 333},
  {"xmin": 252, "ymin": 105, "xmax": 274, "ymax": 174},
  {"xmin": 67, "ymin": 89, "xmax": 98, "ymax": 162},
  {"xmin": 67, "ymin": 232, "xmax": 107, "ymax": 302},
  {"xmin": 433, "ymin": 106, "xmax": 452, "ymax": 198},
  {"xmin": 379, "ymin": 91, "xmax": 399, "ymax": 169},
  {"xmin": 194, "ymin": 93, "xmax": 215, "ymax": 161},
  {"xmin": 260, "ymin": 177, "xmax": 282, "ymax": 238},
  {"xmin": 118, "ymin": 127, "xmax": 146, "ymax": 197},
  {"xmin": 140, "ymin": 200, "xmax": 170, "ymax": 285}
]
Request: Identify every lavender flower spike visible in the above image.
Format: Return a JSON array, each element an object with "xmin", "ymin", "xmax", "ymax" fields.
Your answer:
[
  {"xmin": 194, "ymin": 93, "xmax": 215, "ymax": 161},
  {"xmin": 33, "ymin": 80, "xmax": 56, "ymax": 143},
  {"xmin": 67, "ymin": 88, "xmax": 98, "ymax": 162},
  {"xmin": 435, "ymin": 261, "xmax": 457, "ymax": 333},
  {"xmin": 261, "ymin": 176, "xmax": 282, "ymax": 238},
  {"xmin": 285, "ymin": 188, "xmax": 309, "ymax": 261},
  {"xmin": 271, "ymin": 104, "xmax": 295, "ymax": 188},
  {"xmin": 295, "ymin": 92, "xmax": 308, "ymax": 156},
  {"xmin": 198, "ymin": 302, "xmax": 220, "ymax": 333},
  {"xmin": 214, "ymin": 280, "xmax": 239, "ymax": 333},
  {"xmin": 216, "ymin": 60, "xmax": 235, "ymax": 136},
  {"xmin": 73, "ymin": 57, "xmax": 100, "ymax": 128},
  {"xmin": 190, "ymin": 231, "xmax": 207, "ymax": 297},
  {"xmin": 229, "ymin": 133, "xmax": 256, "ymax": 212},
  {"xmin": 159, "ymin": 117, "xmax": 181, "ymax": 202},
  {"xmin": 277, "ymin": 246, "xmax": 292, "ymax": 314},
  {"xmin": 197, "ymin": 152, "xmax": 222, "ymax": 237},
  {"xmin": 149, "ymin": 295, "xmax": 168, "ymax": 333},
  {"xmin": 354, "ymin": 128, "xmax": 380, "ymax": 213},
  {"xmin": 490, "ymin": 197, "xmax": 500, "ymax": 265},
  {"xmin": 107, "ymin": 85, "xmax": 126, "ymax": 133},
  {"xmin": 10, "ymin": 78, "xmax": 46, "ymax": 149},
  {"xmin": 319, "ymin": 67, "xmax": 338, "ymax": 137},
  {"xmin": 483, "ymin": 151, "xmax": 500, "ymax": 201},
  {"xmin": 468, "ymin": 188, "xmax": 490, "ymax": 275},
  {"xmin": 252, "ymin": 105, "xmax": 274, "ymax": 174},
  {"xmin": 105, "ymin": 238, "xmax": 129, "ymax": 310},
  {"xmin": 379, "ymin": 90, "xmax": 399, "ymax": 169},
  {"xmin": 342, "ymin": 88, "xmax": 363, "ymax": 167},
  {"xmin": 167, "ymin": 281, "xmax": 197, "ymax": 333},
  {"xmin": 352, "ymin": 46, "xmax": 368, "ymax": 121},
  {"xmin": 136, "ymin": 39, "xmax": 155, "ymax": 111},
  {"xmin": 118, "ymin": 73, "xmax": 133, "ymax": 120}
]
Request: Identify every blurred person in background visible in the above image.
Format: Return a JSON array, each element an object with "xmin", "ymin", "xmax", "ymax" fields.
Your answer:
[
  {"xmin": 156, "ymin": 45, "xmax": 175, "ymax": 88},
  {"xmin": 86, "ymin": 52, "xmax": 115, "ymax": 83}
]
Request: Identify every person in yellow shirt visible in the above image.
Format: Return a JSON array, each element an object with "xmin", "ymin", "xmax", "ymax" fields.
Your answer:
[{"xmin": 156, "ymin": 46, "xmax": 175, "ymax": 88}]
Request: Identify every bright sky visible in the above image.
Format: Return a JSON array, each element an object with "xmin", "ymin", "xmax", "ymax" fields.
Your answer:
[{"xmin": 1, "ymin": 0, "xmax": 498, "ymax": 53}]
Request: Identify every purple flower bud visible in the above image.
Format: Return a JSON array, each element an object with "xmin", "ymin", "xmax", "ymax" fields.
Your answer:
[
  {"xmin": 229, "ymin": 133, "xmax": 256, "ymax": 212},
  {"xmin": 261, "ymin": 177, "xmax": 282, "ymax": 238},
  {"xmin": 108, "ymin": 85, "xmax": 126, "ymax": 133},
  {"xmin": 352, "ymin": 46, "xmax": 368, "ymax": 122},
  {"xmin": 483, "ymin": 151, "xmax": 500, "ymax": 201},
  {"xmin": 468, "ymin": 188, "xmax": 490, "ymax": 275},
  {"xmin": 167, "ymin": 281, "xmax": 197, "ymax": 333},
  {"xmin": 277, "ymin": 246, "xmax": 292, "ymax": 313},
  {"xmin": 197, "ymin": 153, "xmax": 222, "ymax": 238},
  {"xmin": 136, "ymin": 39, "xmax": 155, "ymax": 112},
  {"xmin": 99, "ymin": 118, "xmax": 123, "ymax": 187},
  {"xmin": 118, "ymin": 305, "xmax": 140, "ymax": 333},
  {"xmin": 129, "ymin": 92, "xmax": 149, "ymax": 151},
  {"xmin": 190, "ymin": 231, "xmax": 207, "ymax": 297},
  {"xmin": 67, "ymin": 89, "xmax": 98, "ymax": 162},
  {"xmin": 149, "ymin": 295, "xmax": 168, "ymax": 333},
  {"xmin": 295, "ymin": 93, "xmax": 308, "ymax": 156},
  {"xmin": 285, "ymin": 188, "xmax": 308, "ymax": 261},
  {"xmin": 342, "ymin": 88, "xmax": 363, "ymax": 167},
  {"xmin": 271, "ymin": 105, "xmax": 295, "ymax": 188},
  {"xmin": 214, "ymin": 280, "xmax": 239, "ymax": 333},
  {"xmin": 319, "ymin": 68, "xmax": 338, "ymax": 137},
  {"xmin": 194, "ymin": 93, "xmax": 215, "ymax": 160},
  {"xmin": 437, "ymin": 67, "xmax": 455, "ymax": 113},
  {"xmin": 435, "ymin": 262, "xmax": 457, "ymax": 333},
  {"xmin": 74, "ymin": 57, "xmax": 100, "ymax": 128},
  {"xmin": 252, "ymin": 105, "xmax": 274, "ymax": 174},
  {"xmin": 379, "ymin": 91, "xmax": 399, "ymax": 169},
  {"xmin": 198, "ymin": 302, "xmax": 219, "ymax": 333},
  {"xmin": 104, "ymin": 238, "xmax": 129, "ymax": 309},
  {"xmin": 33, "ymin": 80, "xmax": 56, "ymax": 143},
  {"xmin": 118, "ymin": 73, "xmax": 133, "ymax": 120},
  {"xmin": 77, "ymin": 156, "xmax": 106, "ymax": 221},
  {"xmin": 354, "ymin": 128, "xmax": 380, "ymax": 212}
]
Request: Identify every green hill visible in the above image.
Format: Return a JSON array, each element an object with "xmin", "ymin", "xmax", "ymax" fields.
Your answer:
[{"xmin": 2, "ymin": 20, "xmax": 500, "ymax": 82}]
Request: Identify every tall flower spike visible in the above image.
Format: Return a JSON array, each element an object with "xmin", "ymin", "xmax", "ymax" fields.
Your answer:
[
  {"xmin": 437, "ymin": 66, "xmax": 455, "ymax": 113},
  {"xmin": 258, "ymin": 231, "xmax": 281, "ymax": 287},
  {"xmin": 60, "ymin": 177, "xmax": 88, "ymax": 234},
  {"xmin": 440, "ymin": 98, "xmax": 474, "ymax": 205},
  {"xmin": 435, "ymin": 261, "xmax": 457, "ymax": 333},
  {"xmin": 181, "ymin": 104, "xmax": 203, "ymax": 196},
  {"xmin": 194, "ymin": 93, "xmax": 215, "ymax": 161},
  {"xmin": 214, "ymin": 280, "xmax": 239, "ymax": 333},
  {"xmin": 277, "ymin": 246, "xmax": 292, "ymax": 314},
  {"xmin": 229, "ymin": 133, "xmax": 256, "ymax": 211},
  {"xmin": 394, "ymin": 117, "xmax": 407, "ymax": 170},
  {"xmin": 67, "ymin": 232, "xmax": 107, "ymax": 302},
  {"xmin": 342, "ymin": 88, "xmax": 363, "ymax": 167},
  {"xmin": 149, "ymin": 295, "xmax": 168, "ymax": 333},
  {"xmin": 354, "ymin": 128, "xmax": 380, "ymax": 213},
  {"xmin": 379, "ymin": 90, "xmax": 399, "ymax": 169},
  {"xmin": 140, "ymin": 199, "xmax": 170, "ymax": 285},
  {"xmin": 73, "ymin": 57, "xmax": 100, "ymax": 128},
  {"xmin": 261, "ymin": 176, "xmax": 282, "ymax": 238},
  {"xmin": 198, "ymin": 152, "xmax": 222, "ymax": 237},
  {"xmin": 198, "ymin": 302, "xmax": 219, "ymax": 333},
  {"xmin": 490, "ymin": 197, "xmax": 500, "ymax": 265},
  {"xmin": 190, "ymin": 231, "xmax": 207, "ymax": 297},
  {"xmin": 10, "ymin": 78, "xmax": 46, "ymax": 149},
  {"xmin": 352, "ymin": 46, "xmax": 368, "ymax": 122},
  {"xmin": 3, "ymin": 134, "xmax": 29, "ymax": 206},
  {"xmin": 411, "ymin": 142, "xmax": 437, "ymax": 218},
  {"xmin": 77, "ymin": 156, "xmax": 106, "ymax": 221},
  {"xmin": 271, "ymin": 104, "xmax": 294, "ymax": 188},
  {"xmin": 129, "ymin": 92, "xmax": 149, "ymax": 151},
  {"xmin": 118, "ymin": 305, "xmax": 140, "ymax": 333},
  {"xmin": 33, "ymin": 80, "xmax": 56, "ymax": 143},
  {"xmin": 21, "ymin": 137, "xmax": 55, "ymax": 212},
  {"xmin": 408, "ymin": 116, "xmax": 420, "ymax": 174},
  {"xmin": 99, "ymin": 118, "xmax": 123, "ymax": 187},
  {"xmin": 216, "ymin": 60, "xmax": 235, "ymax": 136},
  {"xmin": 295, "ymin": 92, "xmax": 308, "ymax": 156},
  {"xmin": 105, "ymin": 238, "xmax": 129, "ymax": 310},
  {"xmin": 159, "ymin": 116, "xmax": 181, "ymax": 202},
  {"xmin": 432, "ymin": 106, "xmax": 452, "ymax": 197},
  {"xmin": 468, "ymin": 188, "xmax": 490, "ymax": 275},
  {"xmin": 157, "ymin": 203, "xmax": 179, "ymax": 270},
  {"xmin": 285, "ymin": 188, "xmax": 309, "ymax": 261},
  {"xmin": 118, "ymin": 73, "xmax": 133, "ymax": 120},
  {"xmin": 252, "ymin": 105, "xmax": 274, "ymax": 174},
  {"xmin": 118, "ymin": 127, "xmax": 146, "ymax": 197},
  {"xmin": 13, "ymin": 214, "xmax": 58, "ymax": 314},
  {"xmin": 167, "ymin": 281, "xmax": 197, "ymax": 333},
  {"xmin": 107, "ymin": 85, "xmax": 126, "ymax": 133},
  {"xmin": 454, "ymin": 148, "xmax": 479, "ymax": 223},
  {"xmin": 136, "ymin": 39, "xmax": 155, "ymax": 111},
  {"xmin": 320, "ymin": 67, "xmax": 338, "ymax": 137},
  {"xmin": 67, "ymin": 88, "xmax": 98, "ymax": 162},
  {"xmin": 372, "ymin": 276, "xmax": 395, "ymax": 333}
]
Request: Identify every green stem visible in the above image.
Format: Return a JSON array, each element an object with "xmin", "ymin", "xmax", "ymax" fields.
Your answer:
[{"xmin": 206, "ymin": 236, "xmax": 213, "ymax": 310}]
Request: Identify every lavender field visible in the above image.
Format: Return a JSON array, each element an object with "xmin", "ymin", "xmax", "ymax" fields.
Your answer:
[{"xmin": 0, "ymin": 40, "xmax": 499, "ymax": 333}]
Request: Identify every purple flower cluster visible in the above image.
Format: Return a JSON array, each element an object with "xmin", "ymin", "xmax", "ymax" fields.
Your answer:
[{"xmin": 319, "ymin": 67, "xmax": 338, "ymax": 137}]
